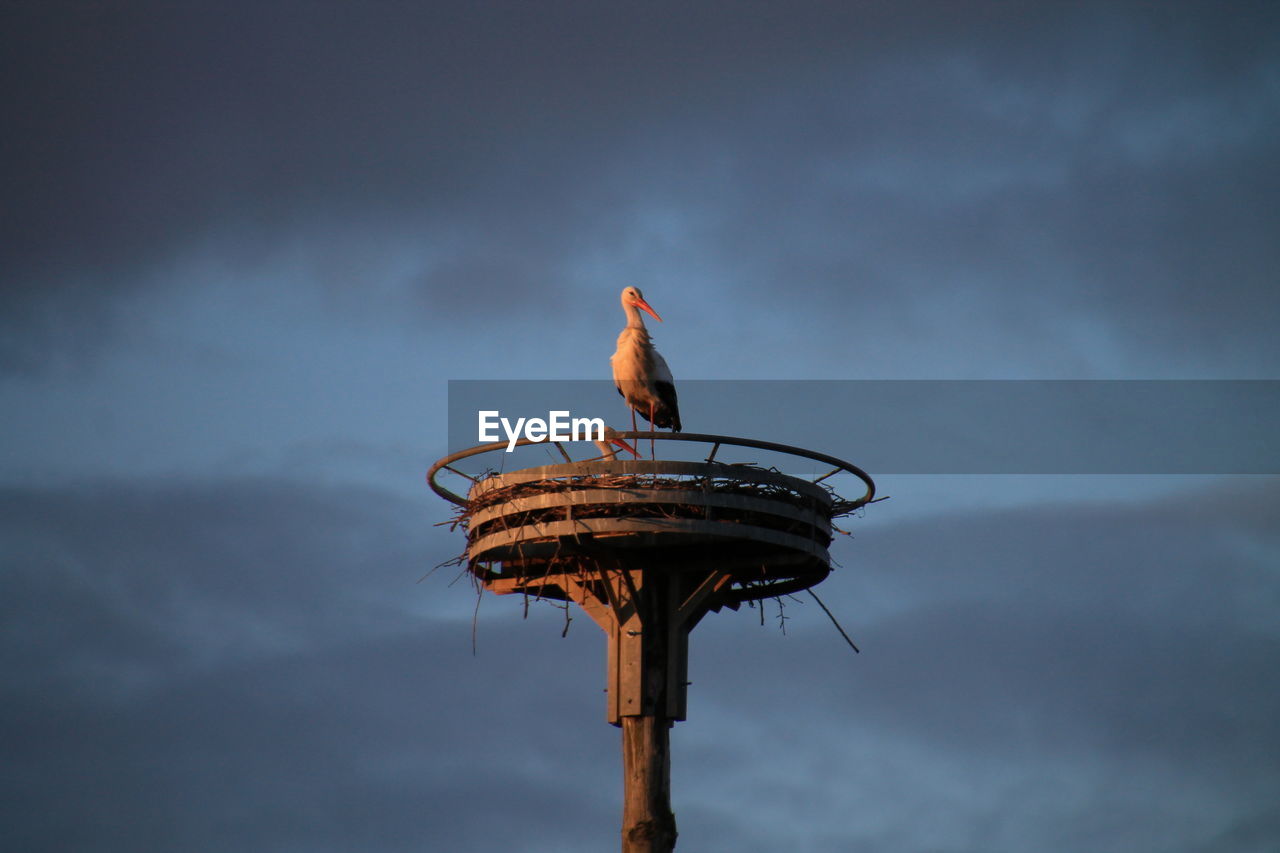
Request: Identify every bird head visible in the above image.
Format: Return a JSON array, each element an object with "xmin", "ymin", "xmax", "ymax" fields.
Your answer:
[
  {"xmin": 621, "ymin": 286, "xmax": 662, "ymax": 322},
  {"xmin": 600, "ymin": 426, "xmax": 641, "ymax": 459}
]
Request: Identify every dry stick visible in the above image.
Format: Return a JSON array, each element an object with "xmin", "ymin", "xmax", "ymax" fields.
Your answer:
[
  {"xmin": 418, "ymin": 552, "xmax": 461, "ymax": 583},
  {"xmin": 808, "ymin": 588, "xmax": 860, "ymax": 654},
  {"xmin": 471, "ymin": 585, "xmax": 483, "ymax": 656},
  {"xmin": 812, "ymin": 466, "xmax": 841, "ymax": 485},
  {"xmin": 442, "ymin": 464, "xmax": 479, "ymax": 483}
]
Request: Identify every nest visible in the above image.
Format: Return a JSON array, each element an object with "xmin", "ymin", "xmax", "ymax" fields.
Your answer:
[
  {"xmin": 471, "ymin": 471, "xmax": 827, "ymax": 540},
  {"xmin": 446, "ymin": 462, "xmax": 865, "ymax": 606}
]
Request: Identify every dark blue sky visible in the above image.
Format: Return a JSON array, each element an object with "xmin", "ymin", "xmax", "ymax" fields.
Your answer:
[{"xmin": 2, "ymin": 2, "xmax": 1278, "ymax": 851}]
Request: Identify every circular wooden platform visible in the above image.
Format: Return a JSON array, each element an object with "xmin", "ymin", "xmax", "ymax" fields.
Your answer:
[{"xmin": 429, "ymin": 433, "xmax": 875, "ymax": 604}]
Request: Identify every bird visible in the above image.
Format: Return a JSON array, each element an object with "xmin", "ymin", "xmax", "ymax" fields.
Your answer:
[
  {"xmin": 610, "ymin": 287, "xmax": 682, "ymax": 450},
  {"xmin": 590, "ymin": 426, "xmax": 640, "ymax": 461}
]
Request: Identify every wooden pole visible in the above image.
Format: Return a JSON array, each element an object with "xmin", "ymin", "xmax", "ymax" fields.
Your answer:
[
  {"xmin": 556, "ymin": 557, "xmax": 733, "ymax": 851},
  {"xmin": 620, "ymin": 568, "xmax": 678, "ymax": 853},
  {"xmin": 622, "ymin": 716, "xmax": 677, "ymax": 852}
]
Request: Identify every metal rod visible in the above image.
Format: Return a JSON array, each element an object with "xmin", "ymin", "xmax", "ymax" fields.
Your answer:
[{"xmin": 427, "ymin": 432, "xmax": 875, "ymax": 508}]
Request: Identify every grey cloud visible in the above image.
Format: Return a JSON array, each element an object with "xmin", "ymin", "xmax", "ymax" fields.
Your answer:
[
  {"xmin": 673, "ymin": 477, "xmax": 1280, "ymax": 850},
  {"xmin": 0, "ymin": 475, "xmax": 620, "ymax": 851},
  {"xmin": 0, "ymin": 478, "xmax": 438, "ymax": 694},
  {"xmin": 3, "ymin": 473, "xmax": 1276, "ymax": 851},
  {"xmin": 5, "ymin": 3, "xmax": 1277, "ymax": 848},
  {"xmin": 3, "ymin": 628, "xmax": 621, "ymax": 853},
  {"xmin": 4, "ymin": 2, "xmax": 1277, "ymax": 371}
]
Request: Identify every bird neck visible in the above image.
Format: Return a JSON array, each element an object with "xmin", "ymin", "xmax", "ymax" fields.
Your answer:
[{"xmin": 623, "ymin": 302, "xmax": 647, "ymax": 330}]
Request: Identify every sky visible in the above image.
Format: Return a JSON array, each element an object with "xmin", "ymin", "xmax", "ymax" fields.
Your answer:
[{"xmin": 2, "ymin": 1, "xmax": 1278, "ymax": 851}]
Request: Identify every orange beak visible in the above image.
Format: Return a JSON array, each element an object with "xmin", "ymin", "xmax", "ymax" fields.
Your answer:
[
  {"xmin": 611, "ymin": 436, "xmax": 641, "ymax": 458},
  {"xmin": 632, "ymin": 295, "xmax": 663, "ymax": 322}
]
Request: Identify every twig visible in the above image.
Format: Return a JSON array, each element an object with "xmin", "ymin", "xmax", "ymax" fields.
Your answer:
[
  {"xmin": 418, "ymin": 553, "xmax": 461, "ymax": 583},
  {"xmin": 808, "ymin": 588, "xmax": 860, "ymax": 654},
  {"xmin": 561, "ymin": 599, "xmax": 573, "ymax": 638}
]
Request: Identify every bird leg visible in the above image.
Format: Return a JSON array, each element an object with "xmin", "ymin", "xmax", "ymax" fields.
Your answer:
[{"xmin": 648, "ymin": 401, "xmax": 656, "ymax": 459}]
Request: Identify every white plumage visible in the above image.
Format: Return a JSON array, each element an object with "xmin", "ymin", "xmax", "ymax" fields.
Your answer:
[
  {"xmin": 591, "ymin": 426, "xmax": 640, "ymax": 461},
  {"xmin": 610, "ymin": 286, "xmax": 681, "ymax": 433}
]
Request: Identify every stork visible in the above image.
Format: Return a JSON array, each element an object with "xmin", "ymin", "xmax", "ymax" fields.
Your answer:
[
  {"xmin": 590, "ymin": 426, "xmax": 641, "ymax": 461},
  {"xmin": 611, "ymin": 287, "xmax": 681, "ymax": 458}
]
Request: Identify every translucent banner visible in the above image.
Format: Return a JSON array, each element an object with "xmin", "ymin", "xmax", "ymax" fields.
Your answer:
[{"xmin": 446, "ymin": 380, "xmax": 1279, "ymax": 474}]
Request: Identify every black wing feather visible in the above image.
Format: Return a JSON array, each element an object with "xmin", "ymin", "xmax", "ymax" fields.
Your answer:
[{"xmin": 653, "ymin": 381, "xmax": 681, "ymax": 431}]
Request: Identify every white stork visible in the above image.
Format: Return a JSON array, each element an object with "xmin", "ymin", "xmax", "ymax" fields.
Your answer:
[
  {"xmin": 610, "ymin": 286, "xmax": 682, "ymax": 442},
  {"xmin": 591, "ymin": 426, "xmax": 640, "ymax": 461}
]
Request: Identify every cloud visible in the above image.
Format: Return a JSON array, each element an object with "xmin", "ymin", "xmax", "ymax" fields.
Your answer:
[
  {"xmin": 2, "ymin": 472, "xmax": 1276, "ymax": 850},
  {"xmin": 3, "ymin": 2, "xmax": 1277, "ymax": 374},
  {"xmin": 0, "ymin": 474, "xmax": 621, "ymax": 851},
  {"xmin": 4, "ymin": 4, "xmax": 1276, "ymax": 849},
  {"xmin": 674, "ymin": 476, "xmax": 1280, "ymax": 851}
]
